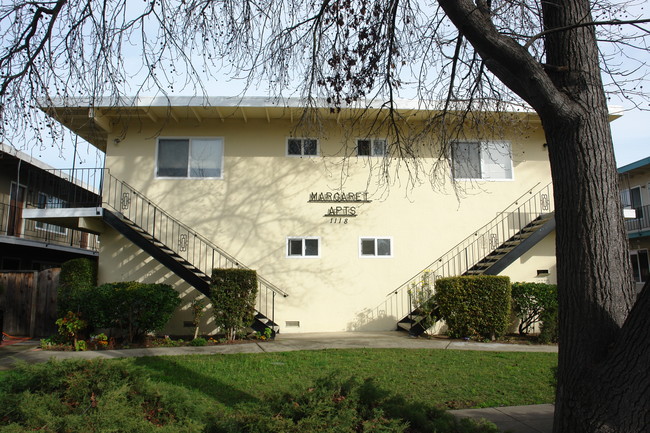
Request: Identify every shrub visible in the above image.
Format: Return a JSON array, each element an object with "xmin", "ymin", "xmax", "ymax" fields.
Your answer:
[
  {"xmin": 55, "ymin": 311, "xmax": 87, "ymax": 348},
  {"xmin": 209, "ymin": 374, "xmax": 498, "ymax": 433},
  {"xmin": 511, "ymin": 282, "xmax": 558, "ymax": 335},
  {"xmin": 91, "ymin": 281, "xmax": 181, "ymax": 342},
  {"xmin": 189, "ymin": 337, "xmax": 207, "ymax": 346},
  {"xmin": 79, "ymin": 282, "xmax": 181, "ymax": 342},
  {"xmin": 538, "ymin": 303, "xmax": 559, "ymax": 344},
  {"xmin": 407, "ymin": 271, "xmax": 439, "ymax": 334},
  {"xmin": 435, "ymin": 276, "xmax": 511, "ymax": 340},
  {"xmin": 57, "ymin": 258, "xmax": 97, "ymax": 316},
  {"xmin": 0, "ymin": 359, "xmax": 203, "ymax": 432},
  {"xmin": 210, "ymin": 269, "xmax": 258, "ymax": 340}
]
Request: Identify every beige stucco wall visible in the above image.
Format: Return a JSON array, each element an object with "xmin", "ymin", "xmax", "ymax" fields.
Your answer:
[{"xmin": 97, "ymin": 115, "xmax": 556, "ymax": 334}]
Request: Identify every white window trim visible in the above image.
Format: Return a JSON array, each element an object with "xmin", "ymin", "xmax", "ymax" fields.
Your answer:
[
  {"xmin": 155, "ymin": 136, "xmax": 225, "ymax": 179},
  {"xmin": 451, "ymin": 140, "xmax": 514, "ymax": 181},
  {"xmin": 286, "ymin": 237, "xmax": 321, "ymax": 258},
  {"xmin": 356, "ymin": 138, "xmax": 387, "ymax": 157},
  {"xmin": 286, "ymin": 137, "xmax": 319, "ymax": 157},
  {"xmin": 359, "ymin": 237, "xmax": 393, "ymax": 258}
]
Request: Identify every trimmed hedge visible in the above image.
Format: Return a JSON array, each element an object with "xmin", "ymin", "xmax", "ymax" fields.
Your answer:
[
  {"xmin": 73, "ymin": 282, "xmax": 180, "ymax": 342},
  {"xmin": 57, "ymin": 258, "xmax": 97, "ymax": 316},
  {"xmin": 94, "ymin": 282, "xmax": 180, "ymax": 342},
  {"xmin": 511, "ymin": 282, "xmax": 558, "ymax": 335},
  {"xmin": 210, "ymin": 268, "xmax": 258, "ymax": 340},
  {"xmin": 435, "ymin": 276, "xmax": 511, "ymax": 340}
]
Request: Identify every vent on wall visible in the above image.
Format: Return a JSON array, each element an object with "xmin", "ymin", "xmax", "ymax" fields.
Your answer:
[
  {"xmin": 285, "ymin": 321, "xmax": 300, "ymax": 327},
  {"xmin": 536, "ymin": 269, "xmax": 550, "ymax": 277}
]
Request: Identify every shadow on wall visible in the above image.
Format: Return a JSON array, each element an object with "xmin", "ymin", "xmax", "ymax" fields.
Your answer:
[
  {"xmin": 346, "ymin": 308, "xmax": 400, "ymax": 332},
  {"xmin": 108, "ymin": 155, "xmax": 346, "ymax": 317},
  {"xmin": 105, "ymin": 232, "xmax": 219, "ymax": 335}
]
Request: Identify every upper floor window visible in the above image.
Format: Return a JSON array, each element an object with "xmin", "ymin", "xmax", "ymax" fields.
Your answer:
[
  {"xmin": 287, "ymin": 138, "xmax": 318, "ymax": 157},
  {"xmin": 360, "ymin": 237, "xmax": 392, "ymax": 257},
  {"xmin": 287, "ymin": 237, "xmax": 320, "ymax": 257},
  {"xmin": 357, "ymin": 138, "xmax": 387, "ymax": 157},
  {"xmin": 621, "ymin": 186, "xmax": 644, "ymax": 219},
  {"xmin": 157, "ymin": 138, "xmax": 224, "ymax": 178},
  {"xmin": 452, "ymin": 141, "xmax": 513, "ymax": 180}
]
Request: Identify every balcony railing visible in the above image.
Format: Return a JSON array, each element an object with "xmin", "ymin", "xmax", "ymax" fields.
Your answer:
[
  {"xmin": 625, "ymin": 204, "xmax": 650, "ymax": 235},
  {"xmin": 25, "ymin": 167, "xmax": 289, "ymax": 325},
  {"xmin": 0, "ymin": 201, "xmax": 99, "ymax": 252}
]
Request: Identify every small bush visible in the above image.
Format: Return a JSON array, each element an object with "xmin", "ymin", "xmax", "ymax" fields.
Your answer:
[
  {"xmin": 190, "ymin": 337, "xmax": 207, "ymax": 346},
  {"xmin": 57, "ymin": 258, "xmax": 97, "ymax": 316},
  {"xmin": 210, "ymin": 269, "xmax": 258, "ymax": 340},
  {"xmin": 435, "ymin": 276, "xmax": 511, "ymax": 340},
  {"xmin": 511, "ymin": 282, "xmax": 558, "ymax": 335}
]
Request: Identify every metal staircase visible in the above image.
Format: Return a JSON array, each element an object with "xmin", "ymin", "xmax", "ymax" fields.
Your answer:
[
  {"xmin": 362, "ymin": 183, "xmax": 555, "ymax": 336},
  {"xmin": 30, "ymin": 168, "xmax": 288, "ymax": 336}
]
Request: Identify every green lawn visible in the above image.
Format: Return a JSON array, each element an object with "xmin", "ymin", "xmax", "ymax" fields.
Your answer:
[
  {"xmin": 0, "ymin": 348, "xmax": 557, "ymax": 432},
  {"xmin": 132, "ymin": 348, "xmax": 557, "ymax": 410}
]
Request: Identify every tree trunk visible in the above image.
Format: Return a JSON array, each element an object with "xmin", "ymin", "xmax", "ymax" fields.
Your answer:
[
  {"xmin": 436, "ymin": 1, "xmax": 647, "ymax": 431},
  {"xmin": 540, "ymin": 2, "xmax": 643, "ymax": 430}
]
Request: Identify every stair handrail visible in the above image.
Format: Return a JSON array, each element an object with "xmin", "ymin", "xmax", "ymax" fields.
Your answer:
[
  {"xmin": 100, "ymin": 170, "xmax": 289, "ymax": 298},
  {"xmin": 387, "ymin": 181, "xmax": 552, "ymax": 297},
  {"xmin": 350, "ymin": 182, "xmax": 554, "ymax": 330}
]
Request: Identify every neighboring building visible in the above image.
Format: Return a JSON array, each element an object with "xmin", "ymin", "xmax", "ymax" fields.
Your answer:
[
  {"xmin": 0, "ymin": 143, "xmax": 99, "ymax": 270},
  {"xmin": 619, "ymin": 156, "xmax": 650, "ymax": 288},
  {"xmin": 29, "ymin": 97, "xmax": 561, "ymax": 335}
]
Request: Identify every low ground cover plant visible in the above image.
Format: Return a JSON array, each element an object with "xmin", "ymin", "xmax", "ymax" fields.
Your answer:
[{"xmin": 0, "ymin": 349, "xmax": 557, "ymax": 432}]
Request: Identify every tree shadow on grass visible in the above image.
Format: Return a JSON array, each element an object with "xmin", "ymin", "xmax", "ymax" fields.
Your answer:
[{"xmin": 131, "ymin": 355, "xmax": 260, "ymax": 408}]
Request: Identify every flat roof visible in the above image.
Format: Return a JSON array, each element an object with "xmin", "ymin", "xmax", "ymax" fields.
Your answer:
[
  {"xmin": 39, "ymin": 96, "xmax": 623, "ymax": 152},
  {"xmin": 618, "ymin": 156, "xmax": 650, "ymax": 174},
  {"xmin": 0, "ymin": 142, "xmax": 60, "ymax": 172}
]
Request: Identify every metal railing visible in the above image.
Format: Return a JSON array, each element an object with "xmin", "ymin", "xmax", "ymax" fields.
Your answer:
[
  {"xmin": 357, "ymin": 182, "xmax": 555, "ymax": 328},
  {"xmin": 624, "ymin": 204, "xmax": 650, "ymax": 234},
  {"xmin": 0, "ymin": 201, "xmax": 99, "ymax": 252},
  {"xmin": 31, "ymin": 168, "xmax": 288, "ymax": 323}
]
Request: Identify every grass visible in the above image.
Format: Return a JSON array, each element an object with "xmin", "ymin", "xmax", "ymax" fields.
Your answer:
[
  {"xmin": 0, "ymin": 348, "xmax": 557, "ymax": 432},
  {"xmin": 132, "ymin": 349, "xmax": 557, "ymax": 410}
]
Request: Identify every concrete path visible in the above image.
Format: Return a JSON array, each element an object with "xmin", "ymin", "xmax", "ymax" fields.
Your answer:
[
  {"xmin": 0, "ymin": 332, "xmax": 557, "ymax": 433},
  {"xmin": 451, "ymin": 404, "xmax": 555, "ymax": 433}
]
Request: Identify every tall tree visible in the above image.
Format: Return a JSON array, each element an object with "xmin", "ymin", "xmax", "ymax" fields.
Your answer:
[{"xmin": 1, "ymin": 1, "xmax": 649, "ymax": 431}]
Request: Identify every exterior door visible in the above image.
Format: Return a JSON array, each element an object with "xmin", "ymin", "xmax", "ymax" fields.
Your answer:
[
  {"xmin": 7, "ymin": 183, "xmax": 25, "ymax": 237},
  {"xmin": 630, "ymin": 249, "xmax": 649, "ymax": 284}
]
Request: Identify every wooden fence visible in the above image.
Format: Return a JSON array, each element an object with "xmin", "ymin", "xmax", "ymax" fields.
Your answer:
[{"xmin": 0, "ymin": 268, "xmax": 60, "ymax": 338}]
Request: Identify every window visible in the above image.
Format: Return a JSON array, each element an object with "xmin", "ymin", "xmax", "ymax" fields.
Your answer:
[
  {"xmin": 287, "ymin": 138, "xmax": 318, "ymax": 156},
  {"xmin": 157, "ymin": 138, "xmax": 224, "ymax": 178},
  {"xmin": 287, "ymin": 237, "xmax": 320, "ymax": 257},
  {"xmin": 452, "ymin": 141, "xmax": 513, "ymax": 180},
  {"xmin": 360, "ymin": 237, "xmax": 392, "ymax": 257},
  {"xmin": 630, "ymin": 250, "xmax": 649, "ymax": 283},
  {"xmin": 357, "ymin": 138, "xmax": 387, "ymax": 156},
  {"xmin": 620, "ymin": 186, "xmax": 643, "ymax": 219},
  {"xmin": 35, "ymin": 193, "xmax": 67, "ymax": 235}
]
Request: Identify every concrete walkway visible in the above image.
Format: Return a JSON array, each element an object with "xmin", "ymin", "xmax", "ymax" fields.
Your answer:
[{"xmin": 0, "ymin": 332, "xmax": 557, "ymax": 433}]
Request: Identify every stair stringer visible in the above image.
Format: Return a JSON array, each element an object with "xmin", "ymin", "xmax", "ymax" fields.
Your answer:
[
  {"xmin": 102, "ymin": 209, "xmax": 280, "ymax": 336},
  {"xmin": 396, "ymin": 213, "xmax": 556, "ymax": 336}
]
